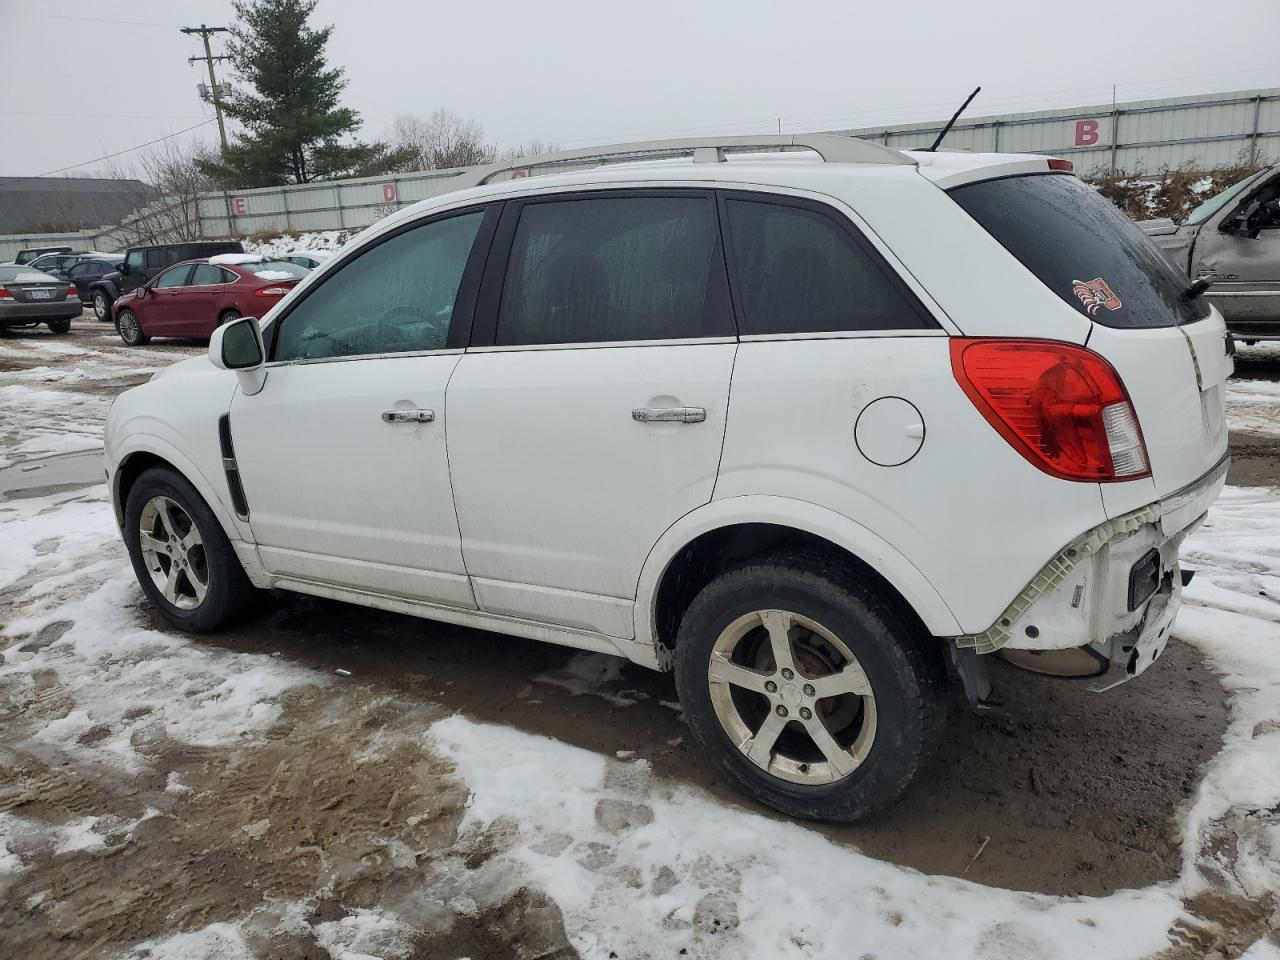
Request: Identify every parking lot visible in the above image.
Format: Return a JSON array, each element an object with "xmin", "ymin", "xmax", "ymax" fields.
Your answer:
[{"xmin": 2, "ymin": 314, "xmax": 1279, "ymax": 958}]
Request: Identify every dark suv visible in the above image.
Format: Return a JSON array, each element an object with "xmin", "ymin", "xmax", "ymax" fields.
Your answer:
[{"xmin": 86, "ymin": 240, "xmax": 244, "ymax": 321}]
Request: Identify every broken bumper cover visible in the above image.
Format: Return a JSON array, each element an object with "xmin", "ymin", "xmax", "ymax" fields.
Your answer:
[{"xmin": 954, "ymin": 454, "xmax": 1229, "ymax": 690}]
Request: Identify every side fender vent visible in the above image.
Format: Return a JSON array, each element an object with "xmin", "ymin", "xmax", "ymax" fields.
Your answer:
[{"xmin": 218, "ymin": 414, "xmax": 250, "ymax": 521}]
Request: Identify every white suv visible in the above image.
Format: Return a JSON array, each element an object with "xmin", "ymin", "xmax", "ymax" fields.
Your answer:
[{"xmin": 104, "ymin": 135, "xmax": 1230, "ymax": 821}]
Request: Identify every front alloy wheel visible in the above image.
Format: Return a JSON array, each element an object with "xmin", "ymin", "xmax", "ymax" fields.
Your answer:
[
  {"xmin": 137, "ymin": 496, "xmax": 209, "ymax": 610},
  {"xmin": 709, "ymin": 609, "xmax": 876, "ymax": 784},
  {"xmin": 117, "ymin": 309, "xmax": 147, "ymax": 345}
]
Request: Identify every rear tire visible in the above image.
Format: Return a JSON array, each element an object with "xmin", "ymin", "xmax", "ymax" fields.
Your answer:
[
  {"xmin": 218, "ymin": 309, "xmax": 241, "ymax": 326},
  {"xmin": 92, "ymin": 291, "xmax": 111, "ymax": 321},
  {"xmin": 123, "ymin": 467, "xmax": 256, "ymax": 633},
  {"xmin": 674, "ymin": 553, "xmax": 944, "ymax": 822},
  {"xmin": 117, "ymin": 308, "xmax": 149, "ymax": 345},
  {"xmin": 47, "ymin": 318, "xmax": 72, "ymax": 334}
]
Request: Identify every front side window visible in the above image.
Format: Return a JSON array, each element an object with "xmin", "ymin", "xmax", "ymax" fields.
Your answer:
[
  {"xmin": 725, "ymin": 198, "xmax": 934, "ymax": 335},
  {"xmin": 496, "ymin": 195, "xmax": 731, "ymax": 346},
  {"xmin": 153, "ymin": 265, "xmax": 191, "ymax": 288},
  {"xmin": 125, "ymin": 250, "xmax": 144, "ymax": 272},
  {"xmin": 274, "ymin": 211, "xmax": 484, "ymax": 362}
]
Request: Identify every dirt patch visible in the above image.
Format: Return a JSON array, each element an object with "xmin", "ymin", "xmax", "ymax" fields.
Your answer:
[{"xmin": 1228, "ymin": 429, "xmax": 1280, "ymax": 488}]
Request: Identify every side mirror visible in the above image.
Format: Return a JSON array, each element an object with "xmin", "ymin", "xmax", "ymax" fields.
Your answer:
[
  {"xmin": 209, "ymin": 316, "xmax": 268, "ymax": 395},
  {"xmin": 119, "ymin": 261, "xmax": 131, "ymax": 275}
]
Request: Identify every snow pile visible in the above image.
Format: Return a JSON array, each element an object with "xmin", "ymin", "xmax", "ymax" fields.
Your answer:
[{"xmin": 242, "ymin": 230, "xmax": 349, "ymax": 259}]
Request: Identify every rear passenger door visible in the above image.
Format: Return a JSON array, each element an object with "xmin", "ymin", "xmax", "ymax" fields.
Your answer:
[{"xmin": 446, "ymin": 190, "xmax": 737, "ymax": 638}]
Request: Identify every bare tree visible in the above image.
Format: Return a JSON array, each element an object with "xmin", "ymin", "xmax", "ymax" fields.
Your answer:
[
  {"xmin": 388, "ymin": 110, "xmax": 496, "ymax": 170},
  {"xmin": 501, "ymin": 140, "xmax": 561, "ymax": 161},
  {"xmin": 103, "ymin": 138, "xmax": 220, "ymax": 244}
]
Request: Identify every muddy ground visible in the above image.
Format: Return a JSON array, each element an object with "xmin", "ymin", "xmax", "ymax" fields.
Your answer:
[{"xmin": 1, "ymin": 316, "xmax": 1277, "ymax": 959}]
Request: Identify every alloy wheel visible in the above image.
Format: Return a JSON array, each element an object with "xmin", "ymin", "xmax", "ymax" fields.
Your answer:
[
  {"xmin": 93, "ymin": 293, "xmax": 108, "ymax": 320},
  {"xmin": 137, "ymin": 496, "xmax": 209, "ymax": 610},
  {"xmin": 707, "ymin": 608, "xmax": 877, "ymax": 785},
  {"xmin": 119, "ymin": 311, "xmax": 141, "ymax": 344}
]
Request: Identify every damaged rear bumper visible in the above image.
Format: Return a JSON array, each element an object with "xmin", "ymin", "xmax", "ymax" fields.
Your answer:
[{"xmin": 953, "ymin": 453, "xmax": 1228, "ymax": 691}]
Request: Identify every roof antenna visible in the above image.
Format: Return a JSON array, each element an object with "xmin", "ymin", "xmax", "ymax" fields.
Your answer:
[{"xmin": 927, "ymin": 86, "xmax": 982, "ymax": 152}]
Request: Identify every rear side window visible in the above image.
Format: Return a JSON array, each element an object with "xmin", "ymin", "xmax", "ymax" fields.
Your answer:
[
  {"xmin": 145, "ymin": 249, "xmax": 165, "ymax": 268},
  {"xmin": 496, "ymin": 195, "xmax": 732, "ymax": 346},
  {"xmin": 190, "ymin": 264, "xmax": 225, "ymax": 285},
  {"xmin": 273, "ymin": 211, "xmax": 484, "ymax": 362},
  {"xmin": 724, "ymin": 198, "xmax": 935, "ymax": 335},
  {"xmin": 950, "ymin": 174, "xmax": 1209, "ymax": 328}
]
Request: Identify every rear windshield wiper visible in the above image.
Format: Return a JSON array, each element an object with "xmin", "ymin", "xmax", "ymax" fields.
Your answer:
[{"xmin": 1181, "ymin": 277, "xmax": 1212, "ymax": 302}]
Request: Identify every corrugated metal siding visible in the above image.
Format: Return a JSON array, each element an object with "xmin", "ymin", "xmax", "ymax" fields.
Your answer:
[{"xmin": 836, "ymin": 88, "xmax": 1279, "ymax": 176}]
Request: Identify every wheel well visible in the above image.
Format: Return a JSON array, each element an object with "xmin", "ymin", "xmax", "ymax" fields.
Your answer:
[
  {"xmin": 114, "ymin": 452, "xmax": 172, "ymax": 518},
  {"xmin": 652, "ymin": 523, "xmax": 932, "ymax": 661}
]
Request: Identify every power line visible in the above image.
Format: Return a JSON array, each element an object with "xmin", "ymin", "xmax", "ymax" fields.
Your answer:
[
  {"xmin": 6, "ymin": 120, "xmax": 217, "ymax": 185},
  {"xmin": 10, "ymin": 11, "xmax": 181, "ymax": 29}
]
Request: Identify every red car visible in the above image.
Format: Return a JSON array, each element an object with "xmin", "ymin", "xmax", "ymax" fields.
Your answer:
[{"xmin": 113, "ymin": 255, "xmax": 310, "ymax": 345}]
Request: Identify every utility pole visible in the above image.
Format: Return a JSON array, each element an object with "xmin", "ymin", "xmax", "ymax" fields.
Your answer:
[{"xmin": 181, "ymin": 24, "xmax": 231, "ymax": 152}]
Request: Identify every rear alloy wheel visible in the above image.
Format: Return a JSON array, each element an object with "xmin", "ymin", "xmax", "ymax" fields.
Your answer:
[
  {"xmin": 124, "ymin": 467, "xmax": 256, "ymax": 632},
  {"xmin": 92, "ymin": 292, "xmax": 110, "ymax": 321},
  {"xmin": 674, "ymin": 555, "xmax": 943, "ymax": 821},
  {"xmin": 46, "ymin": 318, "xmax": 72, "ymax": 334},
  {"xmin": 117, "ymin": 308, "xmax": 149, "ymax": 345},
  {"xmin": 218, "ymin": 309, "xmax": 241, "ymax": 326}
]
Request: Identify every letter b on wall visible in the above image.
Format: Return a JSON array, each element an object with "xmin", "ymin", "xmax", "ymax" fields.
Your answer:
[{"xmin": 1074, "ymin": 119, "xmax": 1100, "ymax": 147}]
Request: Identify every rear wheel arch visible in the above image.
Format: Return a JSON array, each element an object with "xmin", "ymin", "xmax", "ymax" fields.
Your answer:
[{"xmin": 635, "ymin": 499, "xmax": 963, "ymax": 665}]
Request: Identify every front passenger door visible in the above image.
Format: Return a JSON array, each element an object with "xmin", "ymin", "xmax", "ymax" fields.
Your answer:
[{"xmin": 229, "ymin": 206, "xmax": 496, "ymax": 607}]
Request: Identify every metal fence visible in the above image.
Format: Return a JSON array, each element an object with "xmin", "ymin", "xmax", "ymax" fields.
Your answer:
[
  {"xmin": 3, "ymin": 87, "xmax": 1278, "ymax": 260},
  {"xmin": 837, "ymin": 88, "xmax": 1280, "ymax": 177}
]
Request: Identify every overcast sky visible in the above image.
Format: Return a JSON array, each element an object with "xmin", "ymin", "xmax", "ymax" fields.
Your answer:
[{"xmin": 3, "ymin": 0, "xmax": 1278, "ymax": 179}]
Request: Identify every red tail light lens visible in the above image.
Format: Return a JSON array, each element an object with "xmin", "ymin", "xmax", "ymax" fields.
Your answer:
[
  {"xmin": 66, "ymin": 283, "xmax": 79, "ymax": 298},
  {"xmin": 254, "ymin": 286, "xmax": 290, "ymax": 297},
  {"xmin": 950, "ymin": 338, "xmax": 1150, "ymax": 482},
  {"xmin": 1047, "ymin": 158, "xmax": 1073, "ymax": 172},
  {"xmin": 0, "ymin": 286, "xmax": 11, "ymax": 300}
]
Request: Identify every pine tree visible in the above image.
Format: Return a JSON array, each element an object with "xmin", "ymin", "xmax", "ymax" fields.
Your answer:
[{"xmin": 202, "ymin": 0, "xmax": 410, "ymax": 187}]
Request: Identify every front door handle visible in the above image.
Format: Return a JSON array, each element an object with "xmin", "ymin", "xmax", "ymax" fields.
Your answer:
[
  {"xmin": 632, "ymin": 406, "xmax": 706, "ymax": 424},
  {"xmin": 382, "ymin": 409, "xmax": 434, "ymax": 423}
]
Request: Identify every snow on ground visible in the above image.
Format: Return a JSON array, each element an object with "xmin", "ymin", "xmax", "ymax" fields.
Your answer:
[{"xmin": 1228, "ymin": 376, "xmax": 1280, "ymax": 437}]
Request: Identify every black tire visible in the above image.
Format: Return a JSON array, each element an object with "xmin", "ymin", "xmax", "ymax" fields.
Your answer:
[
  {"xmin": 217, "ymin": 309, "xmax": 241, "ymax": 326},
  {"xmin": 47, "ymin": 318, "xmax": 72, "ymax": 334},
  {"xmin": 123, "ymin": 467, "xmax": 256, "ymax": 633},
  {"xmin": 116, "ymin": 308, "xmax": 149, "ymax": 345},
  {"xmin": 92, "ymin": 291, "xmax": 111, "ymax": 321},
  {"xmin": 674, "ymin": 553, "xmax": 944, "ymax": 822}
]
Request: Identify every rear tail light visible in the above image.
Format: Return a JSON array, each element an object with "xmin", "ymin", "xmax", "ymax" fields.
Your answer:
[
  {"xmin": 254, "ymin": 286, "xmax": 290, "ymax": 297},
  {"xmin": 66, "ymin": 283, "xmax": 78, "ymax": 298},
  {"xmin": 0, "ymin": 286, "xmax": 11, "ymax": 300},
  {"xmin": 1047, "ymin": 158, "xmax": 1073, "ymax": 172},
  {"xmin": 950, "ymin": 338, "xmax": 1150, "ymax": 482}
]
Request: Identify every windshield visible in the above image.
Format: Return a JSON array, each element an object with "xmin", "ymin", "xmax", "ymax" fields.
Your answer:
[
  {"xmin": 1183, "ymin": 169, "xmax": 1270, "ymax": 226},
  {"xmin": 243, "ymin": 260, "xmax": 308, "ymax": 280},
  {"xmin": 950, "ymin": 173, "xmax": 1209, "ymax": 329}
]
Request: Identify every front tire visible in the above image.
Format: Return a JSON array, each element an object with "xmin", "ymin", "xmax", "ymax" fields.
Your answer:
[
  {"xmin": 116, "ymin": 308, "xmax": 149, "ymax": 345},
  {"xmin": 674, "ymin": 554, "xmax": 944, "ymax": 822},
  {"xmin": 123, "ymin": 467, "xmax": 255, "ymax": 633},
  {"xmin": 93, "ymin": 291, "xmax": 111, "ymax": 321}
]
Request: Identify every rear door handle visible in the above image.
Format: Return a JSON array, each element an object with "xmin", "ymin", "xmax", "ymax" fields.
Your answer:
[
  {"xmin": 632, "ymin": 406, "xmax": 706, "ymax": 423},
  {"xmin": 382, "ymin": 409, "xmax": 434, "ymax": 423}
]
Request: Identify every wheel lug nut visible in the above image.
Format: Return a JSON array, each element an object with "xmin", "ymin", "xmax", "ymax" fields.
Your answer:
[
  {"xmin": 803, "ymin": 684, "xmax": 815, "ymax": 697},
  {"xmin": 775, "ymin": 705, "xmax": 788, "ymax": 717},
  {"xmin": 765, "ymin": 681, "xmax": 777, "ymax": 693},
  {"xmin": 800, "ymin": 707, "xmax": 812, "ymax": 720},
  {"xmin": 781, "ymin": 668, "xmax": 794, "ymax": 680}
]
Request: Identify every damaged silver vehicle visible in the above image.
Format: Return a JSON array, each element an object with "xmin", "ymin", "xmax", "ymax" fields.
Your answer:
[{"xmin": 1140, "ymin": 163, "xmax": 1280, "ymax": 342}]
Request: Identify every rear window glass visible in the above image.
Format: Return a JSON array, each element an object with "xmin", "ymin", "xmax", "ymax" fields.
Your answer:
[
  {"xmin": 243, "ymin": 261, "xmax": 308, "ymax": 279},
  {"xmin": 950, "ymin": 174, "xmax": 1209, "ymax": 328}
]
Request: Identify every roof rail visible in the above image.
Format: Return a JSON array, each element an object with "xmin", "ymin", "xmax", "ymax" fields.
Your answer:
[{"xmin": 458, "ymin": 134, "xmax": 913, "ymax": 187}]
